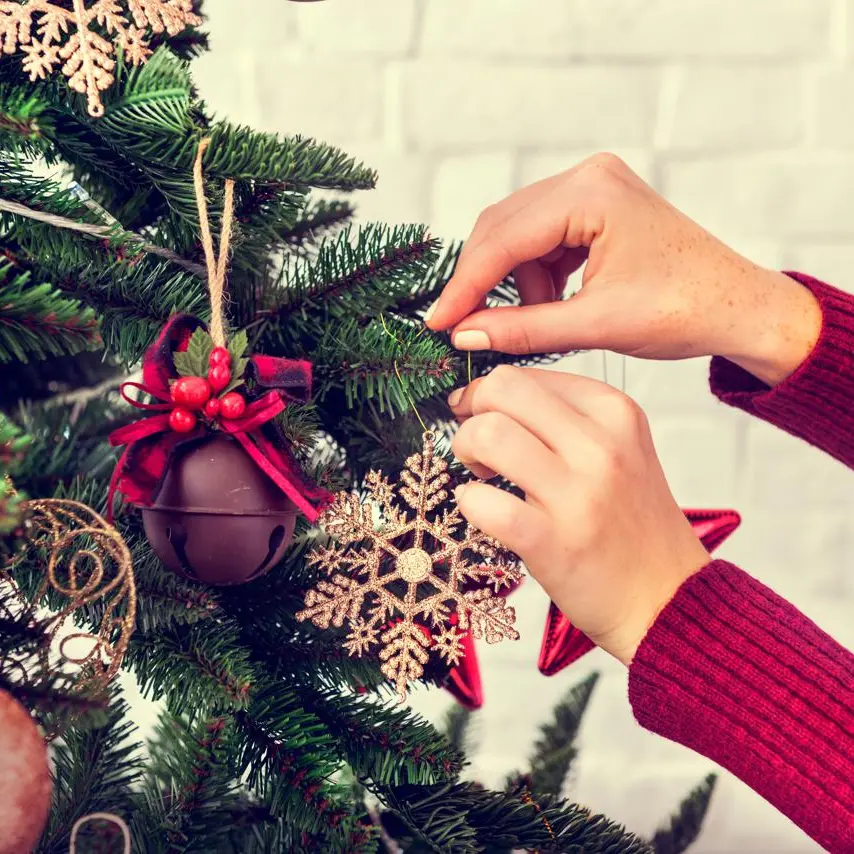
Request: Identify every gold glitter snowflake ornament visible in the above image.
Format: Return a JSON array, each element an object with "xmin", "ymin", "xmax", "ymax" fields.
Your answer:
[
  {"xmin": 297, "ymin": 432, "xmax": 523, "ymax": 701},
  {"xmin": 0, "ymin": 0, "xmax": 202, "ymax": 117}
]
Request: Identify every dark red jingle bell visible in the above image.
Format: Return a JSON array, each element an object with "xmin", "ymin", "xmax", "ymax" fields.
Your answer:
[{"xmin": 141, "ymin": 435, "xmax": 298, "ymax": 586}]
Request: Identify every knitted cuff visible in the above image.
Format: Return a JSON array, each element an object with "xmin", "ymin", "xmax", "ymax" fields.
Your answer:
[
  {"xmin": 709, "ymin": 273, "xmax": 854, "ymax": 468},
  {"xmin": 629, "ymin": 560, "xmax": 854, "ymax": 852}
]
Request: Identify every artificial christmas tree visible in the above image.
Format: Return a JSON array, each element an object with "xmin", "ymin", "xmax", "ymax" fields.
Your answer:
[{"xmin": 0, "ymin": 2, "xmax": 719, "ymax": 851}]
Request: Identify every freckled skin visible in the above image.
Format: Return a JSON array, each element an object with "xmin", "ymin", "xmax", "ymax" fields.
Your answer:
[
  {"xmin": 429, "ymin": 153, "xmax": 822, "ymax": 387},
  {"xmin": 0, "ymin": 690, "xmax": 52, "ymax": 854}
]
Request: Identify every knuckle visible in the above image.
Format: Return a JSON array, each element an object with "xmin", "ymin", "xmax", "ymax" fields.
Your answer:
[
  {"xmin": 598, "ymin": 389, "xmax": 646, "ymax": 436},
  {"xmin": 502, "ymin": 324, "xmax": 535, "ymax": 355},
  {"xmin": 586, "ymin": 439, "xmax": 622, "ymax": 482},
  {"xmin": 470, "ymin": 411, "xmax": 511, "ymax": 450},
  {"xmin": 474, "ymin": 364, "xmax": 520, "ymax": 411},
  {"xmin": 587, "ymin": 151, "xmax": 628, "ymax": 175},
  {"xmin": 474, "ymin": 204, "xmax": 498, "ymax": 230}
]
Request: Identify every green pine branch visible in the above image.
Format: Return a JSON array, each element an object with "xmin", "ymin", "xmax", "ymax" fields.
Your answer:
[
  {"xmin": 126, "ymin": 623, "xmax": 255, "ymax": 713},
  {"xmin": 519, "ymin": 672, "xmax": 600, "ymax": 799},
  {"xmin": 308, "ymin": 690, "xmax": 465, "ymax": 788},
  {"xmin": 442, "ymin": 704, "xmax": 475, "ymax": 756},
  {"xmin": 90, "ymin": 50, "xmax": 374, "ymax": 227},
  {"xmin": 201, "ymin": 120, "xmax": 376, "ymax": 190},
  {"xmin": 394, "ymin": 240, "xmax": 461, "ymax": 317},
  {"xmin": 313, "ymin": 315, "xmax": 457, "ymax": 417},
  {"xmin": 260, "ymin": 224, "xmax": 441, "ymax": 346},
  {"xmin": 0, "ymin": 260, "xmax": 101, "ymax": 363},
  {"xmin": 283, "ymin": 199, "xmax": 356, "ymax": 248},
  {"xmin": 0, "ymin": 83, "xmax": 52, "ymax": 158},
  {"xmin": 6, "ymin": 405, "xmax": 116, "ymax": 504},
  {"xmin": 0, "ymin": 161, "xmax": 208, "ymax": 363},
  {"xmin": 651, "ymin": 774, "xmax": 718, "ymax": 854},
  {"xmin": 131, "ymin": 547, "xmax": 223, "ymax": 633},
  {"xmin": 384, "ymin": 782, "xmax": 652, "ymax": 854},
  {"xmin": 0, "ymin": 580, "xmax": 107, "ymax": 735},
  {"xmin": 135, "ymin": 713, "xmax": 251, "ymax": 853},
  {"xmin": 330, "ymin": 408, "xmax": 428, "ymax": 483},
  {"xmin": 234, "ymin": 682, "xmax": 351, "ymax": 838},
  {"xmin": 37, "ymin": 690, "xmax": 142, "ymax": 854},
  {"xmin": 0, "ymin": 412, "xmax": 29, "ymax": 545}
]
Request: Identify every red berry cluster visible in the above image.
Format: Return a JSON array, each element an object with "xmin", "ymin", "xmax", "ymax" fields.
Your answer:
[{"xmin": 169, "ymin": 346, "xmax": 246, "ymax": 433}]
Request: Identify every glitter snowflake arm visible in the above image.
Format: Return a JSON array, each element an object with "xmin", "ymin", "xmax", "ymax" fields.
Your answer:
[
  {"xmin": 296, "ymin": 575, "xmax": 367, "ymax": 632},
  {"xmin": 126, "ymin": 0, "xmax": 199, "ymax": 34},
  {"xmin": 460, "ymin": 590, "xmax": 520, "ymax": 645},
  {"xmin": 299, "ymin": 433, "xmax": 523, "ymax": 701},
  {"xmin": 379, "ymin": 620, "xmax": 431, "ymax": 701},
  {"xmin": 320, "ymin": 491, "xmax": 387, "ymax": 547},
  {"xmin": 0, "ymin": 0, "xmax": 201, "ymax": 116},
  {"xmin": 399, "ymin": 435, "xmax": 450, "ymax": 519}
]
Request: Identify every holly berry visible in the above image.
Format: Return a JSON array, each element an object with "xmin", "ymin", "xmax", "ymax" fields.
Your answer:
[
  {"xmin": 171, "ymin": 376, "xmax": 211, "ymax": 410},
  {"xmin": 219, "ymin": 392, "xmax": 246, "ymax": 420},
  {"xmin": 204, "ymin": 397, "xmax": 221, "ymax": 418},
  {"xmin": 208, "ymin": 364, "xmax": 231, "ymax": 393},
  {"xmin": 209, "ymin": 347, "xmax": 231, "ymax": 369},
  {"xmin": 169, "ymin": 407, "xmax": 197, "ymax": 433}
]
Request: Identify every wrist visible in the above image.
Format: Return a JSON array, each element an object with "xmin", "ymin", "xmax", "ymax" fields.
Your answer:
[
  {"xmin": 616, "ymin": 543, "xmax": 711, "ymax": 668},
  {"xmin": 719, "ymin": 270, "xmax": 822, "ymax": 387}
]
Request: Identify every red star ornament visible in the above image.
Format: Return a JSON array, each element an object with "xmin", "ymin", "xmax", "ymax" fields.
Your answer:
[{"xmin": 538, "ymin": 508, "xmax": 741, "ymax": 677}]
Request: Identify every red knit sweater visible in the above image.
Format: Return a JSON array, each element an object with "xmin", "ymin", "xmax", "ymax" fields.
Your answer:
[{"xmin": 628, "ymin": 273, "xmax": 854, "ymax": 853}]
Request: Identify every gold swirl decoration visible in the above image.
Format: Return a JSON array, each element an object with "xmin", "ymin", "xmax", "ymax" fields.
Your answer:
[{"xmin": 3, "ymin": 499, "xmax": 136, "ymax": 734}]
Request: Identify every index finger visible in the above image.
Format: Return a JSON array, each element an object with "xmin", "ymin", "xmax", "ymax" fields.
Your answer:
[{"xmin": 426, "ymin": 179, "xmax": 569, "ymax": 331}]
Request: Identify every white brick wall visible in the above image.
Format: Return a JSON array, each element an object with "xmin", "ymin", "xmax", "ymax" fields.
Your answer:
[{"xmin": 189, "ymin": 3, "xmax": 854, "ymax": 850}]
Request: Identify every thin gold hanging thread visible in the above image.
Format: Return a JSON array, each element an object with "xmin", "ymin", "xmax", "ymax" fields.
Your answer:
[
  {"xmin": 0, "ymin": 0, "xmax": 202, "ymax": 118},
  {"xmin": 296, "ymin": 432, "xmax": 522, "ymax": 701}
]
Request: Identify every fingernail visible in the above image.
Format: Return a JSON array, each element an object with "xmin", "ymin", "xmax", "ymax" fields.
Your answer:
[
  {"xmin": 453, "ymin": 330, "xmax": 491, "ymax": 351},
  {"xmin": 423, "ymin": 300, "xmax": 438, "ymax": 324},
  {"xmin": 454, "ymin": 483, "xmax": 469, "ymax": 501},
  {"xmin": 447, "ymin": 388, "xmax": 464, "ymax": 408}
]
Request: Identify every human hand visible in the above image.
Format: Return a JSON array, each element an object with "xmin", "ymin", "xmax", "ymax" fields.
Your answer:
[
  {"xmin": 426, "ymin": 154, "xmax": 821, "ymax": 387},
  {"xmin": 450, "ymin": 364, "xmax": 710, "ymax": 666}
]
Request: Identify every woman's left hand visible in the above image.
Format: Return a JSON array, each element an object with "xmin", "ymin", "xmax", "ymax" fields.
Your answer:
[{"xmin": 450, "ymin": 365, "xmax": 710, "ymax": 666}]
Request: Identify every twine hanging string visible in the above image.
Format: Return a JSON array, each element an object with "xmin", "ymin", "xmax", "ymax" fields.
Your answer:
[
  {"xmin": 192, "ymin": 137, "xmax": 236, "ymax": 349},
  {"xmin": 69, "ymin": 812, "xmax": 131, "ymax": 853}
]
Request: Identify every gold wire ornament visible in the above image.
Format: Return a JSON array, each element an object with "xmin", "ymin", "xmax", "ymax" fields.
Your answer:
[
  {"xmin": 0, "ymin": 0, "xmax": 202, "ymax": 117},
  {"xmin": 296, "ymin": 432, "xmax": 522, "ymax": 701},
  {"xmin": 2, "ymin": 499, "xmax": 136, "ymax": 734}
]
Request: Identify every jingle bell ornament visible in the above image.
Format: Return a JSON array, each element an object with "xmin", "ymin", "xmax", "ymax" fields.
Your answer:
[
  {"xmin": 107, "ymin": 138, "xmax": 330, "ymax": 587},
  {"xmin": 0, "ymin": 689, "xmax": 52, "ymax": 854},
  {"xmin": 142, "ymin": 435, "xmax": 299, "ymax": 586}
]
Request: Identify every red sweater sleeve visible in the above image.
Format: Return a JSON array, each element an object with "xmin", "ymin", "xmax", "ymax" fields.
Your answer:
[
  {"xmin": 629, "ymin": 561, "xmax": 854, "ymax": 852},
  {"xmin": 709, "ymin": 272, "xmax": 854, "ymax": 469}
]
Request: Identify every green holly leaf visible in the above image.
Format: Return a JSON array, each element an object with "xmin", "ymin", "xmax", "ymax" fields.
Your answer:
[
  {"xmin": 173, "ymin": 328, "xmax": 214, "ymax": 378},
  {"xmin": 223, "ymin": 329, "xmax": 250, "ymax": 393}
]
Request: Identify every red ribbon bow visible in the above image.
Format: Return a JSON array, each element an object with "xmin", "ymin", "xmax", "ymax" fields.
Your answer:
[{"xmin": 107, "ymin": 315, "xmax": 330, "ymax": 523}]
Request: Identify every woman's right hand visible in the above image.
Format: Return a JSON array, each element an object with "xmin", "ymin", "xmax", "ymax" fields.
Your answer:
[{"xmin": 426, "ymin": 153, "xmax": 821, "ymax": 387}]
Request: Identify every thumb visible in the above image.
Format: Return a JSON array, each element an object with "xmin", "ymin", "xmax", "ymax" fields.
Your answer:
[{"xmin": 451, "ymin": 290, "xmax": 608, "ymax": 355}]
